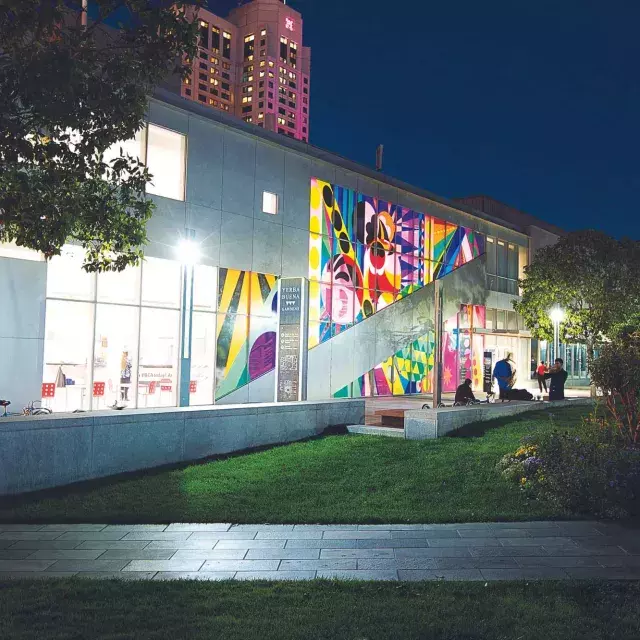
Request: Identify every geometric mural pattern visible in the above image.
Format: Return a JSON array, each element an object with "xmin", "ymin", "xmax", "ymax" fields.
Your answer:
[
  {"xmin": 215, "ymin": 268, "xmax": 279, "ymax": 400},
  {"xmin": 309, "ymin": 178, "xmax": 486, "ymax": 398}
]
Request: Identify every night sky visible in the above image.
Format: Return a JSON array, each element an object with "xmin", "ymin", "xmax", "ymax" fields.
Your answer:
[{"xmin": 209, "ymin": 0, "xmax": 640, "ymax": 238}]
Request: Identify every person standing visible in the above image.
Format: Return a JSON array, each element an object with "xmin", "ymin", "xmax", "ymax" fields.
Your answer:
[
  {"xmin": 493, "ymin": 352, "xmax": 515, "ymax": 401},
  {"xmin": 545, "ymin": 358, "xmax": 568, "ymax": 401},
  {"xmin": 537, "ymin": 361, "xmax": 548, "ymax": 394}
]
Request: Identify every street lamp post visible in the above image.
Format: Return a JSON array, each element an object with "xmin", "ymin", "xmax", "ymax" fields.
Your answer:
[
  {"xmin": 176, "ymin": 230, "xmax": 200, "ymax": 408},
  {"xmin": 549, "ymin": 306, "xmax": 564, "ymax": 363}
]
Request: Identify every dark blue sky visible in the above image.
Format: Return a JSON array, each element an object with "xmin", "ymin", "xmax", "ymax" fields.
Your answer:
[{"xmin": 209, "ymin": 0, "xmax": 640, "ymax": 238}]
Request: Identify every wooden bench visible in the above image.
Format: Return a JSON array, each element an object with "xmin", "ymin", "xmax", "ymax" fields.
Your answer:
[{"xmin": 374, "ymin": 409, "xmax": 405, "ymax": 429}]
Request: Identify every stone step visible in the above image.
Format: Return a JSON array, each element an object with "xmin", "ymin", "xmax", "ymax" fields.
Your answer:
[{"xmin": 347, "ymin": 425, "xmax": 405, "ymax": 438}]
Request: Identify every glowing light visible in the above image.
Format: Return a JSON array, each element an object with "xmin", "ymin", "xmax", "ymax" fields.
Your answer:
[
  {"xmin": 550, "ymin": 307, "xmax": 565, "ymax": 323},
  {"xmin": 175, "ymin": 238, "xmax": 200, "ymax": 265},
  {"xmin": 285, "ymin": 17, "xmax": 294, "ymax": 31}
]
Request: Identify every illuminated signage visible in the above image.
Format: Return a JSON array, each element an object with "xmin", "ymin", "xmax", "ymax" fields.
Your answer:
[{"xmin": 285, "ymin": 17, "xmax": 294, "ymax": 32}]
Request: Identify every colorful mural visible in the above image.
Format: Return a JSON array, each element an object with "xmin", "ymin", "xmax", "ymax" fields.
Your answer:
[
  {"xmin": 215, "ymin": 268, "xmax": 279, "ymax": 400},
  {"xmin": 309, "ymin": 178, "xmax": 486, "ymax": 398},
  {"xmin": 309, "ymin": 178, "xmax": 485, "ymax": 350}
]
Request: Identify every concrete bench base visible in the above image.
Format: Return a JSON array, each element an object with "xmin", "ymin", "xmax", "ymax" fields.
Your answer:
[{"xmin": 404, "ymin": 398, "xmax": 594, "ymax": 440}]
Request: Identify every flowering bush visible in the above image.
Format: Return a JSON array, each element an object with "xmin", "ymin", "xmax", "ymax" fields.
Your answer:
[{"xmin": 497, "ymin": 416, "xmax": 640, "ymax": 518}]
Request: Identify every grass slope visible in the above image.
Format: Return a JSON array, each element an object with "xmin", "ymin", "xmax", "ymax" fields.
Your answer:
[
  {"xmin": 0, "ymin": 406, "xmax": 590, "ymax": 524},
  {"xmin": 1, "ymin": 579, "xmax": 639, "ymax": 640}
]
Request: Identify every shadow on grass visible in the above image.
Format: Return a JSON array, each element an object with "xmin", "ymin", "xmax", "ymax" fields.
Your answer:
[{"xmin": 0, "ymin": 425, "xmax": 350, "ymax": 518}]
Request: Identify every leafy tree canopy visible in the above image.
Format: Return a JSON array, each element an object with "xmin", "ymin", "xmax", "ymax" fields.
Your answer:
[
  {"xmin": 0, "ymin": 0, "xmax": 200, "ymax": 271},
  {"xmin": 514, "ymin": 230, "xmax": 640, "ymax": 349}
]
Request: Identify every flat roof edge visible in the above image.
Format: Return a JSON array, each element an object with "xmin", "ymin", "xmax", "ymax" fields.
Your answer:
[{"xmin": 152, "ymin": 88, "xmax": 529, "ymax": 237}]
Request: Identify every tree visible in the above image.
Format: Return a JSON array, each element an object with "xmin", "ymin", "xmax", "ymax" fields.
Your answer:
[
  {"xmin": 0, "ymin": 0, "xmax": 200, "ymax": 271},
  {"xmin": 514, "ymin": 230, "xmax": 640, "ymax": 355}
]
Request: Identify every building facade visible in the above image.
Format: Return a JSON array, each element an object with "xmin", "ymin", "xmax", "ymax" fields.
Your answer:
[
  {"xmin": 2, "ymin": 90, "xmax": 545, "ymax": 413},
  {"xmin": 180, "ymin": 0, "xmax": 311, "ymax": 142}
]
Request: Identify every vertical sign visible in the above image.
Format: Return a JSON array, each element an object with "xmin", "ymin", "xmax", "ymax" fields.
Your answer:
[
  {"xmin": 275, "ymin": 278, "xmax": 308, "ymax": 402},
  {"xmin": 483, "ymin": 351, "xmax": 493, "ymax": 394}
]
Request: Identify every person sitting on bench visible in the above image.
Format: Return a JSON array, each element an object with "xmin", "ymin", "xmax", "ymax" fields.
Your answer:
[{"xmin": 454, "ymin": 378, "xmax": 476, "ymax": 404}]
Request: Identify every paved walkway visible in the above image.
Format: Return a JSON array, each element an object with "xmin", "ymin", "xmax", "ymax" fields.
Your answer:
[{"xmin": 1, "ymin": 521, "xmax": 638, "ymax": 581}]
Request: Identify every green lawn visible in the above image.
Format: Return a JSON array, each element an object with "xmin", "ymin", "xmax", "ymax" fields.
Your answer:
[
  {"xmin": 1, "ymin": 579, "xmax": 639, "ymax": 640},
  {"xmin": 0, "ymin": 406, "xmax": 590, "ymax": 524}
]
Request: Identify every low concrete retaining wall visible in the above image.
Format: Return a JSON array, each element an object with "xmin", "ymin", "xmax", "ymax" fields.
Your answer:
[
  {"xmin": 404, "ymin": 398, "xmax": 594, "ymax": 440},
  {"xmin": 0, "ymin": 399, "xmax": 364, "ymax": 496}
]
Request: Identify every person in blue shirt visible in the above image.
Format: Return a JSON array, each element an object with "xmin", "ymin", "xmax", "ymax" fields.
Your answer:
[{"xmin": 493, "ymin": 352, "xmax": 515, "ymax": 401}]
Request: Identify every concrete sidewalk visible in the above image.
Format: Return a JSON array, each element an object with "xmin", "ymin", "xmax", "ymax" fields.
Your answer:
[{"xmin": 1, "ymin": 521, "xmax": 639, "ymax": 581}]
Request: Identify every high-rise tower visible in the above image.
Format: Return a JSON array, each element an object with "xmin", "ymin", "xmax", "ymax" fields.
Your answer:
[{"xmin": 180, "ymin": 0, "xmax": 310, "ymax": 142}]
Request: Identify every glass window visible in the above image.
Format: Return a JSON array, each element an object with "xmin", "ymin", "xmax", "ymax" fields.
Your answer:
[
  {"xmin": 97, "ymin": 264, "xmax": 141, "ymax": 305},
  {"xmin": 190, "ymin": 312, "xmax": 216, "ymax": 405},
  {"xmin": 193, "ymin": 265, "xmax": 217, "ymax": 311},
  {"xmin": 146, "ymin": 124, "xmax": 186, "ymax": 201},
  {"xmin": 42, "ymin": 300, "xmax": 94, "ymax": 412},
  {"xmin": 486, "ymin": 237, "xmax": 496, "ymax": 274},
  {"xmin": 485, "ymin": 308, "xmax": 496, "ymax": 330},
  {"xmin": 93, "ymin": 304, "xmax": 139, "ymax": 408},
  {"xmin": 508, "ymin": 244, "xmax": 519, "ymax": 280},
  {"xmin": 496, "ymin": 240, "xmax": 508, "ymax": 278},
  {"xmin": 496, "ymin": 309, "xmax": 506, "ymax": 331},
  {"xmin": 138, "ymin": 307, "xmax": 180, "ymax": 408},
  {"xmin": 103, "ymin": 127, "xmax": 146, "ymax": 170},
  {"xmin": 262, "ymin": 191, "xmax": 278, "ymax": 215},
  {"xmin": 507, "ymin": 310, "xmax": 518, "ymax": 332},
  {"xmin": 46, "ymin": 245, "xmax": 95, "ymax": 301},
  {"xmin": 141, "ymin": 257, "xmax": 181, "ymax": 308}
]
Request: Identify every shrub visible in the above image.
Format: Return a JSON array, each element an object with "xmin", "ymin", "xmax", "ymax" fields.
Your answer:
[
  {"xmin": 497, "ymin": 416, "xmax": 640, "ymax": 518},
  {"xmin": 589, "ymin": 330, "xmax": 640, "ymax": 446}
]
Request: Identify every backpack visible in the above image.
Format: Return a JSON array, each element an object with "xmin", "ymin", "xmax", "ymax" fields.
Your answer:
[{"xmin": 507, "ymin": 388, "xmax": 534, "ymax": 401}]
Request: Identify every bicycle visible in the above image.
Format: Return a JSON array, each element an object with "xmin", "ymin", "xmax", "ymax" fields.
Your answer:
[{"xmin": 0, "ymin": 399, "xmax": 52, "ymax": 417}]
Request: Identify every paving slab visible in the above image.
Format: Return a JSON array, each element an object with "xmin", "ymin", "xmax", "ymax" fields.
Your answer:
[
  {"xmin": 279, "ymin": 559, "xmax": 357, "ymax": 571},
  {"xmin": 56, "ymin": 532, "xmax": 128, "ymax": 541},
  {"xmin": 320, "ymin": 549, "xmax": 395, "ymax": 559},
  {"xmin": 123, "ymin": 560, "xmax": 205, "ymax": 572},
  {"xmin": 245, "ymin": 549, "xmax": 320, "ymax": 560},
  {"xmin": 0, "ymin": 550, "xmax": 36, "ymax": 560},
  {"xmin": 145, "ymin": 540, "xmax": 215, "ymax": 550},
  {"xmin": 165, "ymin": 524, "xmax": 231, "ymax": 532},
  {"xmin": 323, "ymin": 531, "xmax": 392, "ymax": 540},
  {"xmin": 171, "ymin": 549, "xmax": 248, "ymax": 560},
  {"xmin": 76, "ymin": 541, "xmax": 152, "ymax": 550},
  {"xmin": 39, "ymin": 525, "xmax": 108, "ymax": 532},
  {"xmin": 515, "ymin": 556, "xmax": 601, "ymax": 568},
  {"xmin": 217, "ymin": 540, "xmax": 286, "ymax": 549},
  {"xmin": 0, "ymin": 520, "xmax": 636, "ymax": 582},
  {"xmin": 285, "ymin": 539, "xmax": 358, "ymax": 549},
  {"xmin": 0, "ymin": 559, "xmax": 57, "ymax": 571},
  {"xmin": 120, "ymin": 532, "xmax": 193, "ymax": 541},
  {"xmin": 0, "ymin": 532, "xmax": 65, "ymax": 541},
  {"xmin": 0, "ymin": 571, "xmax": 78, "ymax": 579},
  {"xmin": 27, "ymin": 550, "xmax": 106, "ymax": 560},
  {"xmin": 200, "ymin": 560, "xmax": 280, "ymax": 572},
  {"xmin": 256, "ymin": 530, "xmax": 322, "ymax": 539},
  {"xmin": 98, "ymin": 549, "xmax": 178, "ymax": 560},
  {"xmin": 9, "ymin": 540, "xmax": 85, "ymax": 550},
  {"xmin": 356, "ymin": 559, "xmax": 398, "ymax": 571},
  {"xmin": 47, "ymin": 559, "xmax": 130, "ymax": 572}
]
